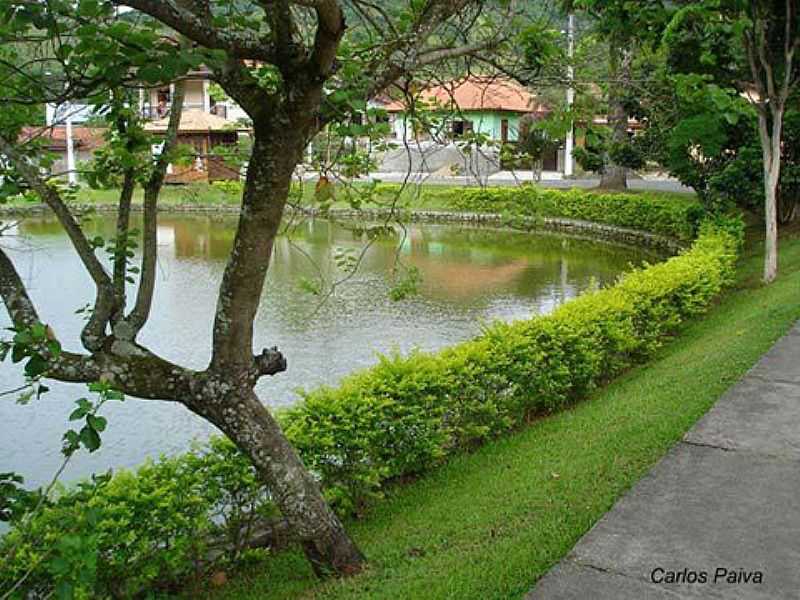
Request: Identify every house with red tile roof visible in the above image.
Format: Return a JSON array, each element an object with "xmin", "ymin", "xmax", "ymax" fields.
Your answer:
[
  {"xmin": 19, "ymin": 126, "xmax": 107, "ymax": 177},
  {"xmin": 379, "ymin": 76, "xmax": 549, "ymax": 144},
  {"xmin": 143, "ymin": 110, "xmax": 248, "ymax": 183}
]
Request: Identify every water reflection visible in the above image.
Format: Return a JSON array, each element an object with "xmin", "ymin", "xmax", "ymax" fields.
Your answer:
[{"xmin": 1, "ymin": 214, "xmax": 657, "ymax": 486}]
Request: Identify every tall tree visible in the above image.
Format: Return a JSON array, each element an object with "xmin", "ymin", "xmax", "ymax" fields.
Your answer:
[
  {"xmin": 743, "ymin": 0, "xmax": 799, "ymax": 282},
  {"xmin": 563, "ymin": 0, "xmax": 669, "ymax": 189},
  {"xmin": 0, "ymin": 0, "xmax": 518, "ymax": 577},
  {"xmin": 664, "ymin": 0, "xmax": 799, "ymax": 282}
]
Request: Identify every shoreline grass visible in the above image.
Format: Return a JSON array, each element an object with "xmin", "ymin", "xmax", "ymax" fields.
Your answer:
[
  {"xmin": 5, "ymin": 180, "xmax": 695, "ymax": 212},
  {"xmin": 207, "ymin": 227, "xmax": 800, "ymax": 600}
]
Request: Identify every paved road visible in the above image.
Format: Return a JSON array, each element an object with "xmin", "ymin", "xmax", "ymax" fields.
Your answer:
[
  {"xmin": 300, "ymin": 171, "xmax": 695, "ymax": 194},
  {"xmin": 526, "ymin": 323, "xmax": 800, "ymax": 600},
  {"xmin": 369, "ymin": 172, "xmax": 694, "ymax": 194}
]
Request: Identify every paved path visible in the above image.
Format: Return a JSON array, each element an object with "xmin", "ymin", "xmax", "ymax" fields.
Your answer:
[
  {"xmin": 526, "ymin": 323, "xmax": 800, "ymax": 600},
  {"xmin": 369, "ymin": 172, "xmax": 694, "ymax": 194},
  {"xmin": 299, "ymin": 170, "xmax": 695, "ymax": 194}
]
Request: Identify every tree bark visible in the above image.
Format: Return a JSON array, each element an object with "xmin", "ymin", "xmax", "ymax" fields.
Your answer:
[
  {"xmin": 203, "ymin": 102, "xmax": 366, "ymax": 575},
  {"xmin": 758, "ymin": 105, "xmax": 784, "ymax": 284},
  {"xmin": 764, "ymin": 170, "xmax": 779, "ymax": 283},
  {"xmin": 187, "ymin": 384, "xmax": 365, "ymax": 577},
  {"xmin": 598, "ymin": 41, "xmax": 630, "ymax": 191}
]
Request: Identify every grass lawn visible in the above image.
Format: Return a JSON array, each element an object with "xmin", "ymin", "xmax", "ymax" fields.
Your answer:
[
  {"xmin": 61, "ymin": 181, "xmax": 467, "ymax": 209},
  {"xmin": 207, "ymin": 226, "xmax": 800, "ymax": 600},
  {"xmin": 12, "ymin": 180, "xmax": 693, "ymax": 212}
]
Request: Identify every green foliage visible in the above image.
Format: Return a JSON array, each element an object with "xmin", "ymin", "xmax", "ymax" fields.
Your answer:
[
  {"xmin": 654, "ymin": 0, "xmax": 800, "ymax": 226},
  {"xmin": 388, "ymin": 265, "xmax": 422, "ymax": 301},
  {"xmin": 0, "ymin": 439, "xmax": 272, "ymax": 598},
  {"xmin": 62, "ymin": 382, "xmax": 124, "ymax": 456},
  {"xmin": 572, "ymin": 143, "xmax": 606, "ymax": 174},
  {"xmin": 504, "ymin": 115, "xmax": 561, "ymax": 171},
  {"xmin": 446, "ymin": 186, "xmax": 704, "ymax": 241},
  {"xmin": 517, "ymin": 20, "xmax": 565, "ymax": 77},
  {"xmin": 0, "ymin": 472, "xmax": 40, "ymax": 523},
  {"xmin": 640, "ymin": 65, "xmax": 800, "ymax": 219},
  {"xmin": 608, "ymin": 139, "xmax": 646, "ymax": 170},
  {"xmin": 0, "ymin": 323, "xmax": 60, "ymax": 405},
  {"xmin": 211, "ymin": 179, "xmax": 245, "ymax": 197}
]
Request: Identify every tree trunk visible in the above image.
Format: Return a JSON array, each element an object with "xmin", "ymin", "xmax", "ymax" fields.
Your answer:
[
  {"xmin": 764, "ymin": 172, "xmax": 779, "ymax": 283},
  {"xmin": 757, "ymin": 106, "xmax": 784, "ymax": 284},
  {"xmin": 202, "ymin": 117, "xmax": 366, "ymax": 576},
  {"xmin": 189, "ymin": 384, "xmax": 365, "ymax": 577},
  {"xmin": 598, "ymin": 41, "xmax": 630, "ymax": 191}
]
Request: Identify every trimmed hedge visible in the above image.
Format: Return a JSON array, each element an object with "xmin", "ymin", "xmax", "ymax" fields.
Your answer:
[
  {"xmin": 0, "ymin": 438, "xmax": 273, "ymax": 596},
  {"xmin": 282, "ymin": 219, "xmax": 740, "ymax": 512},
  {"xmin": 442, "ymin": 187, "xmax": 705, "ymax": 242}
]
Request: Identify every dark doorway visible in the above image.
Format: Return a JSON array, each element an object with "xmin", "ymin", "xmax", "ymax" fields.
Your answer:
[
  {"xmin": 542, "ymin": 147, "xmax": 558, "ymax": 171},
  {"xmin": 452, "ymin": 120, "xmax": 473, "ymax": 138}
]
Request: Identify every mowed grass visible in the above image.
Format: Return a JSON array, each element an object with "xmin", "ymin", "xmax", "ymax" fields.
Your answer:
[
  {"xmin": 206, "ymin": 228, "xmax": 800, "ymax": 600},
  {"xmin": 15, "ymin": 180, "xmax": 694, "ymax": 211},
  {"xmin": 61, "ymin": 181, "xmax": 465, "ymax": 209}
]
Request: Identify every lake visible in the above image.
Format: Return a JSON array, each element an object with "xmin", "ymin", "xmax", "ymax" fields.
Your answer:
[{"xmin": 0, "ymin": 213, "xmax": 656, "ymax": 486}]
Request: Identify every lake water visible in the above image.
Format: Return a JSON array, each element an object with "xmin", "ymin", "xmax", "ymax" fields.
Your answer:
[{"xmin": 0, "ymin": 214, "xmax": 656, "ymax": 487}]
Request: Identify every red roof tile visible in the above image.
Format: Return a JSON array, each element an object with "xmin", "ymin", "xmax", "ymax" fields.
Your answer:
[
  {"xmin": 19, "ymin": 126, "xmax": 107, "ymax": 151},
  {"xmin": 381, "ymin": 77, "xmax": 544, "ymax": 114}
]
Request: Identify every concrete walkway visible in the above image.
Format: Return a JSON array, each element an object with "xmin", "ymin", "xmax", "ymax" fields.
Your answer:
[{"xmin": 527, "ymin": 323, "xmax": 800, "ymax": 600}]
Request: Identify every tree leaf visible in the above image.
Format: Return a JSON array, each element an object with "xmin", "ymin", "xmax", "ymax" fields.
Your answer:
[
  {"xmin": 87, "ymin": 414, "xmax": 107, "ymax": 432},
  {"xmin": 79, "ymin": 426, "xmax": 101, "ymax": 452}
]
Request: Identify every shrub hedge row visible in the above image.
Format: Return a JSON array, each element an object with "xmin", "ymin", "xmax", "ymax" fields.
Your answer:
[
  {"xmin": 0, "ymin": 189, "xmax": 741, "ymax": 596},
  {"xmin": 443, "ymin": 187, "xmax": 706, "ymax": 241},
  {"xmin": 371, "ymin": 184, "xmax": 704, "ymax": 241},
  {"xmin": 281, "ymin": 219, "xmax": 740, "ymax": 512},
  {"xmin": 0, "ymin": 438, "xmax": 274, "ymax": 597}
]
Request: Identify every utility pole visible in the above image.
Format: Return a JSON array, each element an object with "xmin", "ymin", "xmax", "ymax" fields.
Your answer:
[
  {"xmin": 564, "ymin": 13, "xmax": 575, "ymax": 178},
  {"xmin": 65, "ymin": 114, "xmax": 77, "ymax": 185}
]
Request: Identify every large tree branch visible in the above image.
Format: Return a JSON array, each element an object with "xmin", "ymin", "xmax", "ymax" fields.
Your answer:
[
  {"xmin": 0, "ymin": 246, "xmax": 41, "ymax": 332},
  {"xmin": 0, "ymin": 134, "xmax": 114, "ymax": 351},
  {"xmin": 125, "ymin": 79, "xmax": 187, "ymax": 338},
  {"xmin": 265, "ymin": 1, "xmax": 299, "ymax": 68},
  {"xmin": 294, "ymin": 0, "xmax": 346, "ymax": 78},
  {"xmin": 112, "ymin": 171, "xmax": 136, "ymax": 321},
  {"xmin": 0, "ymin": 245, "xmax": 198, "ymax": 400},
  {"xmin": 114, "ymin": 0, "xmax": 276, "ymax": 61},
  {"xmin": 415, "ymin": 40, "xmax": 501, "ymax": 69}
]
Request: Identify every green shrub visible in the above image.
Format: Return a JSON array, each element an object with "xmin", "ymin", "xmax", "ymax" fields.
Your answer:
[
  {"xmin": 445, "ymin": 187, "xmax": 705, "ymax": 241},
  {"xmin": 210, "ymin": 179, "xmax": 244, "ymax": 197},
  {"xmin": 0, "ymin": 438, "xmax": 272, "ymax": 597}
]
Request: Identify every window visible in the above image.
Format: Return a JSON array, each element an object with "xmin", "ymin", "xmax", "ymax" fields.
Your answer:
[
  {"xmin": 452, "ymin": 120, "xmax": 473, "ymax": 138},
  {"xmin": 156, "ymin": 88, "xmax": 171, "ymax": 117}
]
